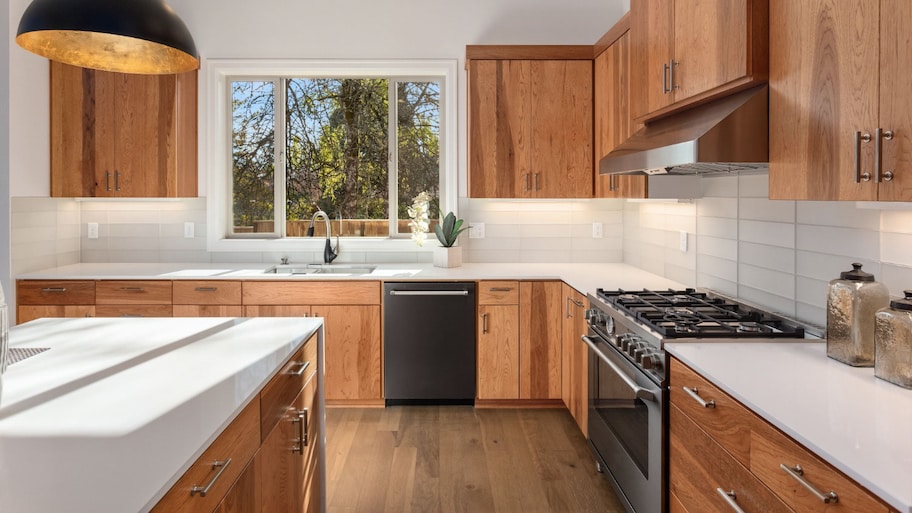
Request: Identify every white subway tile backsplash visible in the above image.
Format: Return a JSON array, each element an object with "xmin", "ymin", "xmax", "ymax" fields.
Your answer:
[
  {"xmin": 881, "ymin": 232, "xmax": 912, "ymax": 265},
  {"xmin": 738, "ymin": 172, "xmax": 770, "ymax": 198},
  {"xmin": 798, "ymin": 201, "xmax": 881, "ymax": 229},
  {"xmin": 696, "ymin": 272, "xmax": 737, "ymax": 297},
  {"xmin": 702, "ymin": 175, "xmax": 738, "ymax": 197},
  {"xmin": 466, "ymin": 250, "xmax": 520, "ymax": 263},
  {"xmin": 739, "ymin": 262, "xmax": 795, "ymax": 299},
  {"xmin": 739, "ymin": 220, "xmax": 795, "ymax": 248},
  {"xmin": 697, "ymin": 217, "xmax": 737, "ymax": 239},
  {"xmin": 881, "ymin": 264, "xmax": 912, "ymax": 296},
  {"xmin": 795, "ymin": 251, "xmax": 880, "ymax": 283},
  {"xmin": 737, "ymin": 285, "xmax": 795, "ymax": 317},
  {"xmin": 796, "ymin": 225, "xmax": 879, "ymax": 260},
  {"xmin": 796, "ymin": 276, "xmax": 828, "ymax": 309},
  {"xmin": 796, "ymin": 302, "xmax": 826, "ymax": 329},
  {"xmin": 697, "ymin": 235, "xmax": 738, "ymax": 260},
  {"xmin": 519, "ymin": 224, "xmax": 571, "ymax": 238},
  {"xmin": 739, "ymin": 241, "xmax": 795, "ymax": 274},
  {"xmin": 697, "ymin": 253, "xmax": 737, "ymax": 283},
  {"xmin": 881, "ymin": 209, "xmax": 912, "ymax": 234},
  {"xmin": 740, "ymin": 197, "xmax": 795, "ymax": 223}
]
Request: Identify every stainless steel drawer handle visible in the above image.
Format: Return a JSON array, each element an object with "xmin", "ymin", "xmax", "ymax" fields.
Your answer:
[
  {"xmin": 41, "ymin": 287, "xmax": 67, "ymax": 293},
  {"xmin": 716, "ymin": 488, "xmax": 746, "ymax": 513},
  {"xmin": 120, "ymin": 287, "xmax": 145, "ymax": 292},
  {"xmin": 190, "ymin": 458, "xmax": 232, "ymax": 497},
  {"xmin": 854, "ymin": 131, "xmax": 873, "ymax": 183},
  {"xmin": 482, "ymin": 313, "xmax": 488, "ymax": 334},
  {"xmin": 290, "ymin": 360, "xmax": 311, "ymax": 377},
  {"xmin": 683, "ymin": 386, "xmax": 715, "ymax": 408},
  {"xmin": 780, "ymin": 464, "xmax": 839, "ymax": 503},
  {"xmin": 194, "ymin": 287, "xmax": 218, "ymax": 292},
  {"xmin": 292, "ymin": 408, "xmax": 309, "ymax": 453},
  {"xmin": 875, "ymin": 128, "xmax": 895, "ymax": 183},
  {"xmin": 488, "ymin": 287, "xmax": 513, "ymax": 292},
  {"xmin": 388, "ymin": 290, "xmax": 469, "ymax": 296}
]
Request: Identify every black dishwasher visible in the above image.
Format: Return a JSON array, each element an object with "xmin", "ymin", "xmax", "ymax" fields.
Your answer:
[{"xmin": 383, "ymin": 282, "xmax": 476, "ymax": 405}]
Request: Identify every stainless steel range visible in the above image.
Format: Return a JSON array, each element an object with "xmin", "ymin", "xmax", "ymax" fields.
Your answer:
[{"xmin": 583, "ymin": 288, "xmax": 806, "ymax": 513}]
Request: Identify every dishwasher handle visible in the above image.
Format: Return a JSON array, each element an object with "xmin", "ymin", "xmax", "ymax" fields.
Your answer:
[{"xmin": 388, "ymin": 290, "xmax": 470, "ymax": 297}]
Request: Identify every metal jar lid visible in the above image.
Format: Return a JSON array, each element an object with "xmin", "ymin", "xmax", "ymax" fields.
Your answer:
[
  {"xmin": 890, "ymin": 291, "xmax": 912, "ymax": 312},
  {"xmin": 840, "ymin": 263, "xmax": 876, "ymax": 282}
]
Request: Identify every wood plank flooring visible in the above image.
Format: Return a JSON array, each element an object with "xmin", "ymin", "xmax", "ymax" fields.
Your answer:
[{"xmin": 325, "ymin": 407, "xmax": 627, "ymax": 513}]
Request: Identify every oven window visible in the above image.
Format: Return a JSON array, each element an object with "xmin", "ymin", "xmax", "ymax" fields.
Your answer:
[{"xmin": 593, "ymin": 357, "xmax": 650, "ymax": 476}]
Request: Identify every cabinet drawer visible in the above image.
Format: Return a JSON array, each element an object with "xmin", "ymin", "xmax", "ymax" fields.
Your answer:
[
  {"xmin": 242, "ymin": 281, "xmax": 380, "ymax": 305},
  {"xmin": 750, "ymin": 421, "xmax": 891, "ymax": 513},
  {"xmin": 173, "ymin": 281, "xmax": 242, "ymax": 305},
  {"xmin": 173, "ymin": 305, "xmax": 244, "ymax": 317},
  {"xmin": 151, "ymin": 398, "xmax": 260, "ymax": 513},
  {"xmin": 96, "ymin": 280, "xmax": 172, "ymax": 305},
  {"xmin": 670, "ymin": 358, "xmax": 754, "ymax": 466},
  {"xmin": 259, "ymin": 334, "xmax": 317, "ymax": 440},
  {"xmin": 478, "ymin": 281, "xmax": 519, "ymax": 304},
  {"xmin": 670, "ymin": 404, "xmax": 794, "ymax": 513},
  {"xmin": 17, "ymin": 305, "xmax": 95, "ymax": 324},
  {"xmin": 94, "ymin": 305, "xmax": 173, "ymax": 317},
  {"xmin": 16, "ymin": 280, "xmax": 95, "ymax": 305}
]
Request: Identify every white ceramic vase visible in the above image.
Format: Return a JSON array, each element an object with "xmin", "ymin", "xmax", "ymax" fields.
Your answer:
[{"xmin": 433, "ymin": 246, "xmax": 462, "ymax": 268}]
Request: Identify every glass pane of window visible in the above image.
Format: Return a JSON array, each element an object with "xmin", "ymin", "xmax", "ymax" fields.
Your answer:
[
  {"xmin": 285, "ymin": 78, "xmax": 390, "ymax": 237},
  {"xmin": 231, "ymin": 81, "xmax": 276, "ymax": 235},
  {"xmin": 397, "ymin": 81, "xmax": 440, "ymax": 236}
]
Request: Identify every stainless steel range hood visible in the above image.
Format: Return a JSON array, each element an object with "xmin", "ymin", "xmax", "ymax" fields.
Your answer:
[{"xmin": 600, "ymin": 85, "xmax": 769, "ymax": 176}]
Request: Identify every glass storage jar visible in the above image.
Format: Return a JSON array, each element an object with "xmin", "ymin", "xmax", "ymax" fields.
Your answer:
[
  {"xmin": 826, "ymin": 263, "xmax": 889, "ymax": 366},
  {"xmin": 875, "ymin": 291, "xmax": 912, "ymax": 388}
]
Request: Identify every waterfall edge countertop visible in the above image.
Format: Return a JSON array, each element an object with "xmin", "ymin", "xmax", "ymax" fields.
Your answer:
[
  {"xmin": 666, "ymin": 342, "xmax": 912, "ymax": 513},
  {"xmin": 0, "ymin": 317, "xmax": 324, "ymax": 513}
]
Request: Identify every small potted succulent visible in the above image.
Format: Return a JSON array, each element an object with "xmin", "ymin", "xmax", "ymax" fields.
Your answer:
[{"xmin": 433, "ymin": 211, "xmax": 469, "ymax": 268}]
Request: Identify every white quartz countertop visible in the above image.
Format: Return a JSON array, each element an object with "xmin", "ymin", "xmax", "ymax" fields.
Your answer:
[
  {"xmin": 15, "ymin": 262, "xmax": 686, "ymax": 299},
  {"xmin": 0, "ymin": 316, "xmax": 323, "ymax": 513},
  {"xmin": 666, "ymin": 342, "xmax": 912, "ymax": 513}
]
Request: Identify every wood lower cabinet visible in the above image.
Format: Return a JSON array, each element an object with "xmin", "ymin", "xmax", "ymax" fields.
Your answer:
[
  {"xmin": 95, "ymin": 280, "xmax": 173, "ymax": 317},
  {"xmin": 16, "ymin": 280, "xmax": 95, "ymax": 323},
  {"xmin": 670, "ymin": 357, "xmax": 893, "ymax": 513},
  {"xmin": 630, "ymin": 0, "xmax": 769, "ymax": 122},
  {"xmin": 174, "ymin": 281, "xmax": 244, "ymax": 317},
  {"xmin": 467, "ymin": 51, "xmax": 593, "ymax": 199},
  {"xmin": 50, "ymin": 61, "xmax": 197, "ymax": 198},
  {"xmin": 560, "ymin": 284, "xmax": 588, "ymax": 435},
  {"xmin": 153, "ymin": 333, "xmax": 323, "ymax": 513},
  {"xmin": 769, "ymin": 0, "xmax": 912, "ymax": 201},
  {"xmin": 242, "ymin": 281, "xmax": 382, "ymax": 406},
  {"xmin": 476, "ymin": 280, "xmax": 562, "ymax": 402}
]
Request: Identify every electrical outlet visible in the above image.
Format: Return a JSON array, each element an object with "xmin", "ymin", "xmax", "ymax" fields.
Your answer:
[
  {"xmin": 679, "ymin": 230, "xmax": 688, "ymax": 252},
  {"xmin": 469, "ymin": 222, "xmax": 485, "ymax": 239},
  {"xmin": 184, "ymin": 222, "xmax": 195, "ymax": 238},
  {"xmin": 87, "ymin": 222, "xmax": 99, "ymax": 240},
  {"xmin": 592, "ymin": 222, "xmax": 603, "ymax": 238}
]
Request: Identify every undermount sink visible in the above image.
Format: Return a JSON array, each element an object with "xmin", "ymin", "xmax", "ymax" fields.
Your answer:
[{"xmin": 264, "ymin": 264, "xmax": 378, "ymax": 275}]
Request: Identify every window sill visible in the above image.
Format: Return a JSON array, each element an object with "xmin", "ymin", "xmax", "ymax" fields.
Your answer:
[{"xmin": 206, "ymin": 236, "xmax": 437, "ymax": 253}]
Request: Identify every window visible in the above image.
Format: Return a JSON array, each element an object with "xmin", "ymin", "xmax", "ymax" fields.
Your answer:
[{"xmin": 206, "ymin": 60, "xmax": 457, "ymax": 252}]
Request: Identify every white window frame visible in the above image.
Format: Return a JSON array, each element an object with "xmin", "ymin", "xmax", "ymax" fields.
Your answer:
[{"xmin": 204, "ymin": 59, "xmax": 457, "ymax": 252}]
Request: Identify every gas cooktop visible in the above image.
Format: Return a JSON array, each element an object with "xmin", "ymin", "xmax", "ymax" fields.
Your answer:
[{"xmin": 596, "ymin": 288, "xmax": 806, "ymax": 339}]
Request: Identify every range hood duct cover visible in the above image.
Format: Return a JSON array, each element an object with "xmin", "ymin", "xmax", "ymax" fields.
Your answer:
[{"xmin": 600, "ymin": 85, "xmax": 769, "ymax": 176}]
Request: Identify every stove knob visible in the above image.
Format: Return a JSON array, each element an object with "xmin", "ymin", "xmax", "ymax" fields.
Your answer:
[
  {"xmin": 641, "ymin": 352, "xmax": 663, "ymax": 370},
  {"xmin": 618, "ymin": 334, "xmax": 635, "ymax": 351},
  {"xmin": 633, "ymin": 346, "xmax": 649, "ymax": 361},
  {"xmin": 627, "ymin": 340, "xmax": 645, "ymax": 357}
]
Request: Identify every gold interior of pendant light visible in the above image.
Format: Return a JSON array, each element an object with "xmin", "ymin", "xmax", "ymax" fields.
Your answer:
[{"xmin": 16, "ymin": 30, "xmax": 198, "ymax": 74}]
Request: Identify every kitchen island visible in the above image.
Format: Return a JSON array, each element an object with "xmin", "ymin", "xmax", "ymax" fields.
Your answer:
[
  {"xmin": 0, "ymin": 316, "xmax": 324, "ymax": 513},
  {"xmin": 666, "ymin": 342, "xmax": 912, "ymax": 513}
]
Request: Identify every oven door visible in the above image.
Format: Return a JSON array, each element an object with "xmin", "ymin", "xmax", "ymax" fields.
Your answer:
[{"xmin": 583, "ymin": 333, "xmax": 665, "ymax": 513}]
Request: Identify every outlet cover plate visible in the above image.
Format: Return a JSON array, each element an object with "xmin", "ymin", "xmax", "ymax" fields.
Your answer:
[
  {"xmin": 469, "ymin": 222, "xmax": 485, "ymax": 239},
  {"xmin": 87, "ymin": 222, "xmax": 99, "ymax": 240},
  {"xmin": 592, "ymin": 222, "xmax": 603, "ymax": 238}
]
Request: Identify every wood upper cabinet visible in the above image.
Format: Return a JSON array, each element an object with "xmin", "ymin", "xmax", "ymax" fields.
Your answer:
[
  {"xmin": 769, "ymin": 0, "xmax": 912, "ymax": 201},
  {"xmin": 560, "ymin": 284, "xmax": 588, "ymax": 436},
  {"xmin": 629, "ymin": 0, "xmax": 769, "ymax": 121},
  {"xmin": 467, "ymin": 53, "xmax": 593, "ymax": 198},
  {"xmin": 594, "ymin": 27, "xmax": 647, "ymax": 199},
  {"xmin": 50, "ymin": 61, "xmax": 197, "ymax": 198}
]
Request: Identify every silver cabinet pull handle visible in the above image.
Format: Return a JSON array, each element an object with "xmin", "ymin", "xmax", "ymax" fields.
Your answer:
[
  {"xmin": 534, "ymin": 173, "xmax": 540, "ymax": 191},
  {"xmin": 780, "ymin": 464, "xmax": 839, "ymax": 503},
  {"xmin": 683, "ymin": 386, "xmax": 715, "ymax": 408},
  {"xmin": 669, "ymin": 60, "xmax": 679, "ymax": 91},
  {"xmin": 571, "ymin": 299, "xmax": 584, "ymax": 308},
  {"xmin": 716, "ymin": 488, "xmax": 746, "ymax": 513},
  {"xmin": 482, "ymin": 313, "xmax": 488, "ymax": 334},
  {"xmin": 854, "ymin": 131, "xmax": 873, "ymax": 183},
  {"xmin": 41, "ymin": 287, "xmax": 67, "ymax": 293},
  {"xmin": 120, "ymin": 287, "xmax": 145, "ymax": 292},
  {"xmin": 289, "ymin": 360, "xmax": 311, "ymax": 377},
  {"xmin": 876, "ymin": 128, "xmax": 895, "ymax": 182},
  {"xmin": 114, "ymin": 170, "xmax": 121, "ymax": 191},
  {"xmin": 524, "ymin": 173, "xmax": 531, "ymax": 192},
  {"xmin": 488, "ymin": 287, "xmax": 513, "ymax": 292},
  {"xmin": 190, "ymin": 458, "xmax": 231, "ymax": 497},
  {"xmin": 292, "ymin": 408, "xmax": 309, "ymax": 453},
  {"xmin": 662, "ymin": 62, "xmax": 670, "ymax": 94},
  {"xmin": 105, "ymin": 171, "xmax": 112, "ymax": 191},
  {"xmin": 194, "ymin": 287, "xmax": 218, "ymax": 292},
  {"xmin": 566, "ymin": 296, "xmax": 572, "ymax": 318}
]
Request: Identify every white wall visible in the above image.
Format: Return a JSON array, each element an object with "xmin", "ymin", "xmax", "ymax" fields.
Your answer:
[
  {"xmin": 2, "ymin": 0, "xmax": 10, "ymax": 305},
  {"xmin": 7, "ymin": 0, "xmax": 629, "ymax": 197}
]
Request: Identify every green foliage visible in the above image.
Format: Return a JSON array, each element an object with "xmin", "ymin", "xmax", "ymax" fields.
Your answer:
[{"xmin": 434, "ymin": 211, "xmax": 469, "ymax": 247}]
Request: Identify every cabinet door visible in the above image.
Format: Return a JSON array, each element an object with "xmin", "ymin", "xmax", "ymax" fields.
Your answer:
[
  {"xmin": 244, "ymin": 305, "xmax": 312, "ymax": 317},
  {"xmin": 257, "ymin": 403, "xmax": 302, "ymax": 513},
  {"xmin": 315, "ymin": 305, "xmax": 382, "ymax": 402},
  {"xmin": 477, "ymin": 304, "xmax": 520, "ymax": 399},
  {"xmin": 879, "ymin": 0, "xmax": 912, "ymax": 201},
  {"xmin": 769, "ymin": 0, "xmax": 879, "ymax": 200},
  {"xmin": 467, "ymin": 60, "xmax": 532, "ymax": 198},
  {"xmin": 530, "ymin": 61, "xmax": 593, "ymax": 198},
  {"xmin": 213, "ymin": 460, "xmax": 258, "ymax": 513},
  {"xmin": 630, "ymin": 0, "xmax": 675, "ymax": 119},
  {"xmin": 560, "ymin": 284, "xmax": 588, "ymax": 435},
  {"xmin": 519, "ymin": 281, "xmax": 562, "ymax": 399}
]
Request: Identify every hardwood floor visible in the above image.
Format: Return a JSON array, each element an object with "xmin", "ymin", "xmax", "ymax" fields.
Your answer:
[{"xmin": 325, "ymin": 407, "xmax": 627, "ymax": 512}]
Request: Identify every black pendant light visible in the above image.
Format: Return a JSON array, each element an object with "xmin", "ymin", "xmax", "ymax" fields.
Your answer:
[{"xmin": 16, "ymin": 0, "xmax": 199, "ymax": 75}]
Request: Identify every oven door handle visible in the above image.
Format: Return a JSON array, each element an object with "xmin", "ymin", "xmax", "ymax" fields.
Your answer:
[{"xmin": 582, "ymin": 335, "xmax": 657, "ymax": 403}]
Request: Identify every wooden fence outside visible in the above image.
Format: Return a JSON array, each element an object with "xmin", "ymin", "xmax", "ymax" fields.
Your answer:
[{"xmin": 234, "ymin": 219, "xmax": 439, "ymax": 237}]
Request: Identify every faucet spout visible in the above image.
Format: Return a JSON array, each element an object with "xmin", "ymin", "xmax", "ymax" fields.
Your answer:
[{"xmin": 310, "ymin": 210, "xmax": 339, "ymax": 263}]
